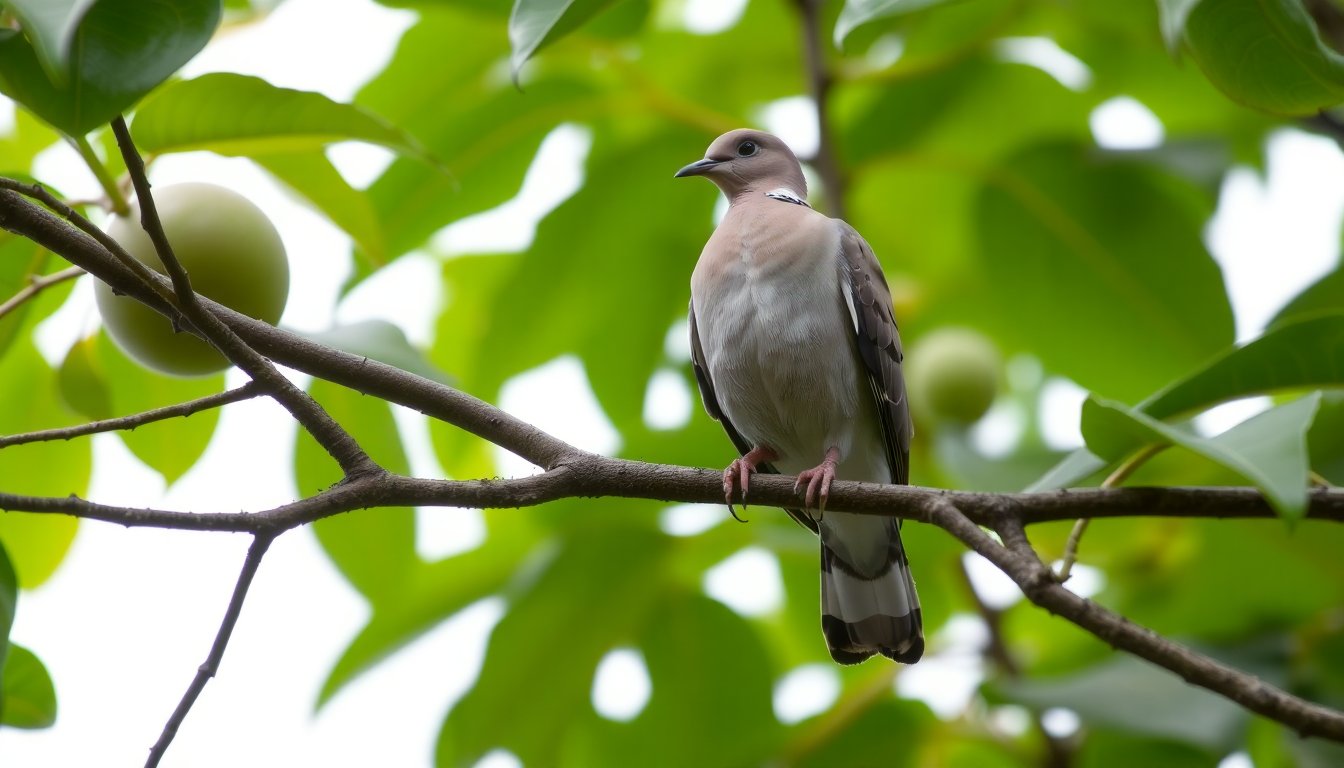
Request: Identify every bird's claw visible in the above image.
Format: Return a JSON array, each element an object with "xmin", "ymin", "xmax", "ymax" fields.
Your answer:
[{"xmin": 794, "ymin": 449, "xmax": 839, "ymax": 512}]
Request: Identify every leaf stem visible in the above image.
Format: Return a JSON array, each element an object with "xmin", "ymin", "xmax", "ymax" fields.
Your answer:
[
  {"xmin": 1057, "ymin": 443, "xmax": 1168, "ymax": 581},
  {"xmin": 70, "ymin": 133, "xmax": 129, "ymax": 215}
]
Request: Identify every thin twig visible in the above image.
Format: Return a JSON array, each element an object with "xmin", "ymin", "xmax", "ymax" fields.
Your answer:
[
  {"xmin": 69, "ymin": 133, "xmax": 129, "ymax": 215},
  {"xmin": 793, "ymin": 0, "xmax": 846, "ymax": 219},
  {"xmin": 109, "ymin": 117, "xmax": 377, "ymax": 480},
  {"xmin": 0, "ymin": 265, "xmax": 84, "ymax": 322},
  {"xmin": 1057, "ymin": 443, "xmax": 1167, "ymax": 580},
  {"xmin": 0, "ymin": 381, "xmax": 267, "ymax": 449},
  {"xmin": 4, "ymin": 181, "xmax": 1344, "ymax": 743},
  {"xmin": 0, "ymin": 177, "xmax": 179, "ymax": 307},
  {"xmin": 144, "ymin": 533, "xmax": 274, "ymax": 768}
]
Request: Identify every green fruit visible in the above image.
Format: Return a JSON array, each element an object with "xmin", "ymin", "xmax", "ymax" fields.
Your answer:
[
  {"xmin": 907, "ymin": 327, "xmax": 1001, "ymax": 426},
  {"xmin": 95, "ymin": 182, "xmax": 289, "ymax": 377}
]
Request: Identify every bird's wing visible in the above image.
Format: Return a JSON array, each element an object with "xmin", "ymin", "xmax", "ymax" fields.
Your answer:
[
  {"xmin": 688, "ymin": 300, "xmax": 819, "ymax": 533},
  {"xmin": 836, "ymin": 222, "xmax": 912, "ymax": 486}
]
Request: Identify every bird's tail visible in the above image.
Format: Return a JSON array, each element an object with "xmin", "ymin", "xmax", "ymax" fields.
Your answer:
[{"xmin": 819, "ymin": 517, "xmax": 923, "ymax": 664}]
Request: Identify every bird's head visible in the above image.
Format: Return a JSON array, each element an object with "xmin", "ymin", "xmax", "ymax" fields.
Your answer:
[{"xmin": 675, "ymin": 129, "xmax": 808, "ymax": 202}]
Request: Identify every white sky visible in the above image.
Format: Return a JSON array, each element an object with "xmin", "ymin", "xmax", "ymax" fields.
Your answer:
[{"xmin": 2, "ymin": 1, "xmax": 1342, "ymax": 766}]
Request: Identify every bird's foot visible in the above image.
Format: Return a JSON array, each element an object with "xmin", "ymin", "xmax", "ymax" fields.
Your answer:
[
  {"xmin": 723, "ymin": 446, "xmax": 778, "ymax": 518},
  {"xmin": 794, "ymin": 447, "xmax": 841, "ymax": 511}
]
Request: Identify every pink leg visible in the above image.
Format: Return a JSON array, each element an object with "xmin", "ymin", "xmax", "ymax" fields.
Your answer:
[
  {"xmin": 794, "ymin": 447, "xmax": 841, "ymax": 510},
  {"xmin": 724, "ymin": 445, "xmax": 778, "ymax": 507}
]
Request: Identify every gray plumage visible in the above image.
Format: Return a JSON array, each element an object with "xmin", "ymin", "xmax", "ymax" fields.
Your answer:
[{"xmin": 676, "ymin": 129, "xmax": 922, "ymax": 664}]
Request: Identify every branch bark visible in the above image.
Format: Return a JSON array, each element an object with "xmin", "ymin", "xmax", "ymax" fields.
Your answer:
[{"xmin": 4, "ymin": 176, "xmax": 1344, "ymax": 751}]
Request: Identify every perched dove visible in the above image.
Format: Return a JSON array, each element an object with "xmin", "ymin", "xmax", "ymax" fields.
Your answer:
[{"xmin": 676, "ymin": 129, "xmax": 923, "ymax": 664}]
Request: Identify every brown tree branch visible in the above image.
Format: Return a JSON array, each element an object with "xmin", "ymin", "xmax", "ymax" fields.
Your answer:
[
  {"xmin": 0, "ymin": 381, "xmax": 267, "ymax": 448},
  {"xmin": 109, "ymin": 117, "xmax": 378, "ymax": 480},
  {"xmin": 4, "ymin": 176, "xmax": 1344, "ymax": 749},
  {"xmin": 144, "ymin": 533, "xmax": 274, "ymax": 768}
]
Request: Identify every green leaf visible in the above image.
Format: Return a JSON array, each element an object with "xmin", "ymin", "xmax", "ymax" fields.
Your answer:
[
  {"xmin": 1309, "ymin": 392, "xmax": 1344, "ymax": 484},
  {"xmin": 508, "ymin": 0, "xmax": 619, "ymax": 78},
  {"xmin": 1142, "ymin": 312, "xmax": 1344, "ymax": 418},
  {"xmin": 834, "ymin": 0, "xmax": 955, "ymax": 48},
  {"xmin": 975, "ymin": 141, "xmax": 1233, "ymax": 402},
  {"xmin": 299, "ymin": 320, "xmax": 450, "ymax": 385},
  {"xmin": 253, "ymin": 152, "xmax": 388, "ymax": 269},
  {"xmin": 437, "ymin": 526, "xmax": 668, "ymax": 767},
  {"xmin": 132, "ymin": 73, "xmax": 427, "ymax": 160},
  {"xmin": 296, "ymin": 378, "xmax": 416, "ymax": 602},
  {"xmin": 1155, "ymin": 0, "xmax": 1203, "ymax": 51},
  {"xmin": 358, "ymin": 6, "xmax": 598, "ymax": 262},
  {"xmin": 0, "ymin": 644, "xmax": 56, "ymax": 729},
  {"xmin": 565, "ymin": 591, "xmax": 781, "ymax": 767},
  {"xmin": 0, "ymin": 234, "xmax": 50, "ymax": 361},
  {"xmin": 317, "ymin": 525, "xmax": 539, "ymax": 706},
  {"xmin": 0, "ymin": 339, "xmax": 88, "ymax": 587},
  {"xmin": 0, "ymin": 0, "xmax": 98, "ymax": 83},
  {"xmin": 56, "ymin": 335, "xmax": 112, "ymax": 420},
  {"xmin": 1184, "ymin": 0, "xmax": 1344, "ymax": 115},
  {"xmin": 0, "ymin": 0, "xmax": 220, "ymax": 135},
  {"xmin": 1268, "ymin": 265, "xmax": 1344, "ymax": 329},
  {"xmin": 795, "ymin": 698, "xmax": 935, "ymax": 768},
  {"xmin": 1082, "ymin": 393, "xmax": 1321, "ymax": 520},
  {"xmin": 447, "ymin": 128, "xmax": 707, "ymax": 430},
  {"xmin": 1030, "ymin": 306, "xmax": 1344, "ymax": 492},
  {"xmin": 94, "ymin": 331, "xmax": 224, "ymax": 485},
  {"xmin": 999, "ymin": 652, "xmax": 1247, "ymax": 750},
  {"xmin": 0, "ymin": 539, "xmax": 15, "ymax": 675}
]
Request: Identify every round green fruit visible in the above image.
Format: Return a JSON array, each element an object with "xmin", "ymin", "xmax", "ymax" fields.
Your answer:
[
  {"xmin": 95, "ymin": 182, "xmax": 290, "ymax": 377},
  {"xmin": 907, "ymin": 327, "xmax": 1001, "ymax": 426}
]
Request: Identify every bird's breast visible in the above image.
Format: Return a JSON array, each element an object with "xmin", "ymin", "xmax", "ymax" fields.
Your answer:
[{"xmin": 691, "ymin": 213, "xmax": 876, "ymax": 470}]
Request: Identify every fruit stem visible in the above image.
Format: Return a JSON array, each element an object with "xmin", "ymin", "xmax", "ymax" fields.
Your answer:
[{"xmin": 71, "ymin": 133, "xmax": 130, "ymax": 216}]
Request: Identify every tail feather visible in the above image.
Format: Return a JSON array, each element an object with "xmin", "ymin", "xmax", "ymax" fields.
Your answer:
[{"xmin": 819, "ymin": 517, "xmax": 923, "ymax": 664}]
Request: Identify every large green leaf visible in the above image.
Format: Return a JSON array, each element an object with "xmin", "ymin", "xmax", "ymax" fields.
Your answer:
[
  {"xmin": 93, "ymin": 331, "xmax": 224, "ymax": 485},
  {"xmin": 253, "ymin": 152, "xmax": 389, "ymax": 269},
  {"xmin": 0, "ymin": 0, "xmax": 98, "ymax": 83},
  {"xmin": 437, "ymin": 525, "xmax": 668, "ymax": 767},
  {"xmin": 1268, "ymin": 264, "xmax": 1344, "ymax": 329},
  {"xmin": 834, "ymin": 0, "xmax": 957, "ymax": 48},
  {"xmin": 1184, "ymin": 0, "xmax": 1344, "ymax": 116},
  {"xmin": 358, "ymin": 6, "xmax": 599, "ymax": 263},
  {"xmin": 0, "ymin": 644, "xmax": 56, "ymax": 729},
  {"xmin": 296, "ymin": 378, "xmax": 416, "ymax": 602},
  {"xmin": 316, "ymin": 524, "xmax": 539, "ymax": 706},
  {"xmin": 299, "ymin": 320, "xmax": 450, "ymax": 386},
  {"xmin": 1156, "ymin": 0, "xmax": 1203, "ymax": 51},
  {"xmin": 975, "ymin": 141, "xmax": 1233, "ymax": 402},
  {"xmin": 508, "ymin": 0, "xmax": 619, "ymax": 78},
  {"xmin": 1081, "ymin": 393, "xmax": 1321, "ymax": 520},
  {"xmin": 0, "ymin": 0, "xmax": 220, "ymax": 135},
  {"xmin": 444, "ymin": 128, "xmax": 706, "ymax": 431},
  {"xmin": 999, "ymin": 649, "xmax": 1266, "ymax": 751},
  {"xmin": 0, "ymin": 539, "xmax": 14, "ymax": 688},
  {"xmin": 563, "ymin": 591, "xmax": 781, "ymax": 767},
  {"xmin": 1030, "ymin": 302, "xmax": 1344, "ymax": 492},
  {"xmin": 131, "ymin": 73, "xmax": 426, "ymax": 159},
  {"xmin": 0, "ymin": 339, "xmax": 89, "ymax": 588},
  {"xmin": 0, "ymin": 235, "xmax": 51, "ymax": 361}
]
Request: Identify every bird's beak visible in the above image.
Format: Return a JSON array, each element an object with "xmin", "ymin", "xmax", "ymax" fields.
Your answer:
[{"xmin": 674, "ymin": 158, "xmax": 721, "ymax": 178}]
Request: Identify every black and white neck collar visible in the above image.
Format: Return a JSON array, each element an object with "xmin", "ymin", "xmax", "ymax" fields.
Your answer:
[{"xmin": 764, "ymin": 187, "xmax": 809, "ymax": 207}]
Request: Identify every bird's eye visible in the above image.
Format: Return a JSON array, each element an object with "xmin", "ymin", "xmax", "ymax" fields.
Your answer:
[{"xmin": 737, "ymin": 140, "xmax": 759, "ymax": 157}]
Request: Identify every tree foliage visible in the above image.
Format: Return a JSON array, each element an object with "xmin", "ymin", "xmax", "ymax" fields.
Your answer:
[{"xmin": 1, "ymin": 0, "xmax": 1344, "ymax": 765}]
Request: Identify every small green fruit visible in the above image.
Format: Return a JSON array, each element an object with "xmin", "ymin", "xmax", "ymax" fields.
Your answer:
[
  {"xmin": 907, "ymin": 327, "xmax": 1001, "ymax": 426},
  {"xmin": 95, "ymin": 182, "xmax": 289, "ymax": 377}
]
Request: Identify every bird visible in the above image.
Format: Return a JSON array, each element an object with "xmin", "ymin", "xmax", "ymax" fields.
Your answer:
[{"xmin": 675, "ymin": 129, "xmax": 923, "ymax": 664}]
